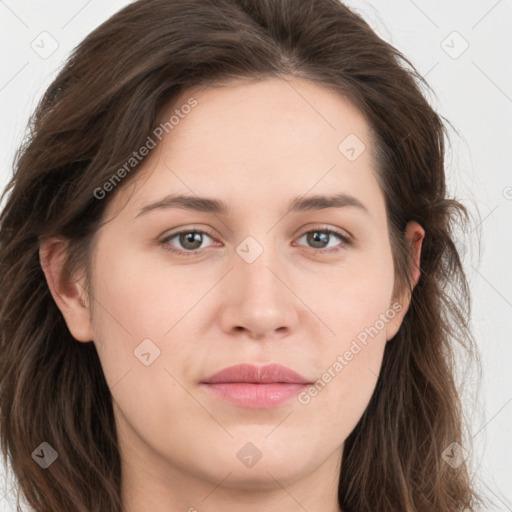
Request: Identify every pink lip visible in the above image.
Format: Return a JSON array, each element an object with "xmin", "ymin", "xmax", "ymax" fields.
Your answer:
[{"xmin": 200, "ymin": 363, "xmax": 312, "ymax": 409}]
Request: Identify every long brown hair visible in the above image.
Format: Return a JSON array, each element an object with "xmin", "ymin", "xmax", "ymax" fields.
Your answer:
[{"xmin": 0, "ymin": 0, "xmax": 483, "ymax": 510}]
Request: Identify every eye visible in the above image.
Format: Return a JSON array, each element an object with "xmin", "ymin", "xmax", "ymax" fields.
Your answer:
[
  {"xmin": 294, "ymin": 227, "xmax": 350, "ymax": 253},
  {"xmin": 161, "ymin": 228, "xmax": 217, "ymax": 256},
  {"xmin": 160, "ymin": 225, "xmax": 351, "ymax": 257}
]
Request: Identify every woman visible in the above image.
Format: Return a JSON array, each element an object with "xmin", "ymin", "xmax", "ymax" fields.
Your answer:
[{"xmin": 0, "ymin": 0, "xmax": 482, "ymax": 510}]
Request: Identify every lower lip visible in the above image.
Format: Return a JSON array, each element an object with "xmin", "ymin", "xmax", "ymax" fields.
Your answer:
[{"xmin": 201, "ymin": 382, "xmax": 309, "ymax": 408}]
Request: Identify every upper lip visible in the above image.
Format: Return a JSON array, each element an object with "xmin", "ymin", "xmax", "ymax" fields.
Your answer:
[{"xmin": 201, "ymin": 363, "xmax": 312, "ymax": 384}]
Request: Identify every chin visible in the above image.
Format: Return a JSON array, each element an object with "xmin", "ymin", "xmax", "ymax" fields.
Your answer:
[{"xmin": 192, "ymin": 441, "xmax": 318, "ymax": 489}]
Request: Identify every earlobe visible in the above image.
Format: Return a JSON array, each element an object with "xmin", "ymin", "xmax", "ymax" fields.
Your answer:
[
  {"xmin": 39, "ymin": 237, "xmax": 94, "ymax": 342},
  {"xmin": 385, "ymin": 221, "xmax": 425, "ymax": 342}
]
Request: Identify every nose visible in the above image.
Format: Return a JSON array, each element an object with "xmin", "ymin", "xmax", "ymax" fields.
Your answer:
[{"xmin": 218, "ymin": 245, "xmax": 300, "ymax": 341}]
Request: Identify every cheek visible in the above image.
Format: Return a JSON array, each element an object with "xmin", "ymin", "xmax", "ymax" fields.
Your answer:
[
  {"xmin": 90, "ymin": 232, "xmax": 396, "ymax": 373},
  {"xmin": 297, "ymin": 301, "xmax": 391, "ymax": 443},
  {"xmin": 88, "ymin": 252, "xmax": 195, "ymax": 443},
  {"xmin": 307, "ymin": 244, "xmax": 396, "ymax": 341},
  {"xmin": 84, "ymin": 229, "xmax": 398, "ymax": 478},
  {"xmin": 91, "ymin": 248, "xmax": 188, "ymax": 339},
  {"xmin": 86, "ymin": 246, "xmax": 179, "ymax": 392},
  {"xmin": 297, "ymin": 247, "xmax": 395, "ymax": 426}
]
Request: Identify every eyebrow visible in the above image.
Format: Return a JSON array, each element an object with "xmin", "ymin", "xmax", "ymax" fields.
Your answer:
[{"xmin": 135, "ymin": 192, "xmax": 369, "ymax": 218}]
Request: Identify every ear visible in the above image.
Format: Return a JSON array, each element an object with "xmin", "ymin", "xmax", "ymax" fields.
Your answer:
[
  {"xmin": 385, "ymin": 221, "xmax": 425, "ymax": 342},
  {"xmin": 39, "ymin": 237, "xmax": 94, "ymax": 342}
]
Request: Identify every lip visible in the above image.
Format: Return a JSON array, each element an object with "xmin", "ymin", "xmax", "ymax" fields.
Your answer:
[{"xmin": 200, "ymin": 363, "xmax": 313, "ymax": 409}]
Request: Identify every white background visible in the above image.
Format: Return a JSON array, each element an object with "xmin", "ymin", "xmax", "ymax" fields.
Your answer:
[{"xmin": 0, "ymin": 0, "xmax": 511, "ymax": 510}]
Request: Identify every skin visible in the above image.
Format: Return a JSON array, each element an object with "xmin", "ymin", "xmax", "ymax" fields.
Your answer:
[{"xmin": 40, "ymin": 76, "xmax": 424, "ymax": 512}]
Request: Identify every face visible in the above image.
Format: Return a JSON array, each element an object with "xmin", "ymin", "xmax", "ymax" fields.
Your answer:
[{"xmin": 42, "ymin": 76, "xmax": 422, "ymax": 504}]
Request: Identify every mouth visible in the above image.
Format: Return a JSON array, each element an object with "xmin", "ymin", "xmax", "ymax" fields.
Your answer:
[{"xmin": 200, "ymin": 363, "xmax": 313, "ymax": 409}]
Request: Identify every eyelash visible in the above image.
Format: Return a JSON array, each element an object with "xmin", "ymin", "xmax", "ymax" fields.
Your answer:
[{"xmin": 160, "ymin": 226, "xmax": 351, "ymax": 257}]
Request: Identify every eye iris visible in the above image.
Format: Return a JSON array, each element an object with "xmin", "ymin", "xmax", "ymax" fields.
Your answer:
[
  {"xmin": 171, "ymin": 229, "xmax": 339, "ymax": 253},
  {"xmin": 307, "ymin": 231, "xmax": 329, "ymax": 249},
  {"xmin": 180, "ymin": 232, "xmax": 203, "ymax": 250}
]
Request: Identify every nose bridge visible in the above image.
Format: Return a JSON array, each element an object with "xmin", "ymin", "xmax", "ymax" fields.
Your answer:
[
  {"xmin": 220, "ymin": 231, "xmax": 298, "ymax": 338},
  {"xmin": 236, "ymin": 232, "xmax": 285, "ymax": 306}
]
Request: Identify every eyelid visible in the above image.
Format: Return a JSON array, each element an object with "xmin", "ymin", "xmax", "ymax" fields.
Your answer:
[
  {"xmin": 293, "ymin": 223, "xmax": 352, "ymax": 243},
  {"xmin": 160, "ymin": 224, "xmax": 352, "ymax": 256},
  {"xmin": 292, "ymin": 225, "xmax": 352, "ymax": 253},
  {"xmin": 160, "ymin": 225, "xmax": 219, "ymax": 256}
]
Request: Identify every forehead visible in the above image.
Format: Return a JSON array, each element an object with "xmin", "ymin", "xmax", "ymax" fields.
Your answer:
[
  {"xmin": 105, "ymin": 76, "xmax": 383, "ymax": 222},
  {"xmin": 166, "ymin": 76, "xmax": 373, "ymax": 161}
]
